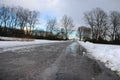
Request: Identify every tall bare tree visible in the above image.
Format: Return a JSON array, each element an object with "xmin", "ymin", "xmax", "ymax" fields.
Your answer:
[
  {"xmin": 61, "ymin": 15, "xmax": 74, "ymax": 40},
  {"xmin": 2, "ymin": 6, "xmax": 10, "ymax": 30},
  {"xmin": 84, "ymin": 11, "xmax": 94, "ymax": 39},
  {"xmin": 28, "ymin": 11, "xmax": 40, "ymax": 35},
  {"xmin": 0, "ymin": 6, "xmax": 4, "ymax": 29},
  {"xmin": 0, "ymin": 5, "xmax": 40, "ymax": 37},
  {"xmin": 84, "ymin": 8, "xmax": 108, "ymax": 40},
  {"xmin": 46, "ymin": 17, "xmax": 57, "ymax": 36},
  {"xmin": 109, "ymin": 11, "xmax": 120, "ymax": 41}
]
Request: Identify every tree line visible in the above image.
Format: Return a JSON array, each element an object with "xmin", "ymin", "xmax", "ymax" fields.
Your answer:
[
  {"xmin": 45, "ymin": 15, "xmax": 74, "ymax": 40},
  {"xmin": 78, "ymin": 8, "xmax": 120, "ymax": 44},
  {"xmin": 1, "ymin": 5, "xmax": 120, "ymax": 43},
  {"xmin": 0, "ymin": 5, "xmax": 40, "ymax": 38},
  {"xmin": 0, "ymin": 5, "xmax": 74, "ymax": 40}
]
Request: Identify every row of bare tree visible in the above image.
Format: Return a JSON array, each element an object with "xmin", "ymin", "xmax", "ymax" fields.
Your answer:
[
  {"xmin": 46, "ymin": 15, "xmax": 74, "ymax": 40},
  {"xmin": 0, "ymin": 5, "xmax": 74, "ymax": 40},
  {"xmin": 84, "ymin": 8, "xmax": 120, "ymax": 42},
  {"xmin": 0, "ymin": 5, "xmax": 39, "ymax": 37}
]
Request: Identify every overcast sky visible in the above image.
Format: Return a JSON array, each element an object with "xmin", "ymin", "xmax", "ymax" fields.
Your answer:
[{"xmin": 1, "ymin": 0, "xmax": 120, "ymax": 27}]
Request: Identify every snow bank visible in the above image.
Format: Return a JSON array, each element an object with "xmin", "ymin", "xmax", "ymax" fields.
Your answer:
[
  {"xmin": 0, "ymin": 39, "xmax": 64, "ymax": 49},
  {"xmin": 0, "ymin": 36, "xmax": 33, "ymax": 41},
  {"xmin": 79, "ymin": 41, "xmax": 120, "ymax": 75}
]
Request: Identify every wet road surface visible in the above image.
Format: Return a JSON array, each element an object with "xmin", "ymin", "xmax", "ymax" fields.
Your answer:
[
  {"xmin": 0, "ymin": 41, "xmax": 120, "ymax": 80},
  {"xmin": 55, "ymin": 42, "xmax": 120, "ymax": 80}
]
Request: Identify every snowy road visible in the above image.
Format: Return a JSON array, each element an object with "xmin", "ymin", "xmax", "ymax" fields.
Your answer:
[{"xmin": 0, "ymin": 41, "xmax": 119, "ymax": 80}]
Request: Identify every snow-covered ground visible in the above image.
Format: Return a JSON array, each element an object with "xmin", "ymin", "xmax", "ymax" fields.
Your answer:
[
  {"xmin": 79, "ymin": 41, "xmax": 120, "ymax": 76},
  {"xmin": 0, "ymin": 36, "xmax": 33, "ymax": 41},
  {"xmin": 0, "ymin": 36, "xmax": 64, "ymax": 49},
  {"xmin": 0, "ymin": 40, "xmax": 63, "ymax": 48}
]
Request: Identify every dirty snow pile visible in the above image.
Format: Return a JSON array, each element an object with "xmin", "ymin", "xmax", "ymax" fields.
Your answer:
[{"xmin": 79, "ymin": 41, "xmax": 120, "ymax": 75}]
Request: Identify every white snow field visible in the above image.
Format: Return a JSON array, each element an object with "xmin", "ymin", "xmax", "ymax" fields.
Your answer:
[
  {"xmin": 79, "ymin": 41, "xmax": 120, "ymax": 76},
  {"xmin": 0, "ymin": 36, "xmax": 33, "ymax": 41},
  {"xmin": 0, "ymin": 36, "xmax": 64, "ymax": 49},
  {"xmin": 0, "ymin": 40, "xmax": 63, "ymax": 48}
]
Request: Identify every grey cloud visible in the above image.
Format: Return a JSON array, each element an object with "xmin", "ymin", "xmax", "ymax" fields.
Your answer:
[{"xmin": 1, "ymin": 0, "xmax": 120, "ymax": 27}]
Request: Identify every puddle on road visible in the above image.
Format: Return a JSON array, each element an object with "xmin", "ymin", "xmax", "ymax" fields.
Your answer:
[
  {"xmin": 56, "ymin": 42, "xmax": 120, "ymax": 80},
  {"xmin": 66, "ymin": 42, "xmax": 103, "ymax": 76},
  {"xmin": 66, "ymin": 42, "xmax": 86, "ymax": 57}
]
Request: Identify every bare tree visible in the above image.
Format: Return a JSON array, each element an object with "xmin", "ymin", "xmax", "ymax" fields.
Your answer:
[
  {"xmin": 93, "ymin": 8, "xmax": 108, "ymax": 40},
  {"xmin": 84, "ymin": 8, "xmax": 108, "ymax": 40},
  {"xmin": 109, "ymin": 11, "xmax": 120, "ymax": 41},
  {"xmin": 84, "ymin": 11, "xmax": 94, "ymax": 39},
  {"xmin": 10, "ymin": 7, "xmax": 20, "ymax": 29},
  {"xmin": 61, "ymin": 15, "xmax": 74, "ymax": 40},
  {"xmin": 0, "ymin": 5, "xmax": 40, "ymax": 37},
  {"xmin": 0, "ymin": 6, "xmax": 4, "ymax": 29},
  {"xmin": 46, "ymin": 17, "xmax": 57, "ymax": 36},
  {"xmin": 2, "ymin": 6, "xmax": 10, "ymax": 30},
  {"xmin": 27, "ymin": 10, "xmax": 40, "ymax": 35},
  {"xmin": 54, "ymin": 27, "xmax": 65, "ymax": 39}
]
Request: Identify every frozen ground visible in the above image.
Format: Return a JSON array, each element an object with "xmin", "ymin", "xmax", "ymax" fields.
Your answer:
[{"xmin": 79, "ymin": 41, "xmax": 120, "ymax": 76}]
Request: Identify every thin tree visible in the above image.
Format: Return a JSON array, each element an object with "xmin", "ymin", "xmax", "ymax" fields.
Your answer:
[
  {"xmin": 84, "ymin": 8, "xmax": 108, "ymax": 40},
  {"xmin": 28, "ymin": 11, "xmax": 40, "ymax": 35},
  {"xmin": 61, "ymin": 15, "xmax": 74, "ymax": 40},
  {"xmin": 109, "ymin": 11, "xmax": 120, "ymax": 41},
  {"xmin": 46, "ymin": 17, "xmax": 57, "ymax": 36}
]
